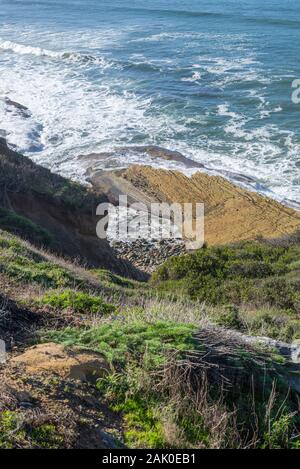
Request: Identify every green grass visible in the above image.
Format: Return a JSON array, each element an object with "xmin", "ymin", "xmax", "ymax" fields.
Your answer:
[
  {"xmin": 92, "ymin": 269, "xmax": 137, "ymax": 289},
  {"xmin": 0, "ymin": 208, "xmax": 54, "ymax": 247},
  {"xmin": 39, "ymin": 289, "xmax": 116, "ymax": 315},
  {"xmin": 0, "ymin": 232, "xmax": 42, "ymax": 257},
  {"xmin": 1, "ymin": 230, "xmax": 300, "ymax": 343},
  {"xmin": 40, "ymin": 320, "xmax": 198, "ymax": 366},
  {"xmin": 114, "ymin": 398, "xmax": 166, "ymax": 448},
  {"xmin": 0, "ymin": 411, "xmax": 63, "ymax": 449},
  {"xmin": 39, "ymin": 315, "xmax": 300, "ymax": 449},
  {"xmin": 241, "ymin": 308, "xmax": 300, "ymax": 342},
  {"xmin": 0, "ymin": 232, "xmax": 82, "ymax": 288},
  {"xmin": 40, "ymin": 318, "xmax": 207, "ymax": 448},
  {"xmin": 2, "ymin": 227, "xmax": 300, "ymax": 448},
  {"xmin": 0, "ymin": 254, "xmax": 76, "ymax": 288}
]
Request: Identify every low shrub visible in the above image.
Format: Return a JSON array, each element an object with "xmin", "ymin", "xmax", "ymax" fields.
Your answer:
[
  {"xmin": 0, "ymin": 256, "xmax": 75, "ymax": 288},
  {"xmin": 41, "ymin": 320, "xmax": 198, "ymax": 366},
  {"xmin": 40, "ymin": 290, "xmax": 116, "ymax": 315},
  {"xmin": 0, "ymin": 411, "xmax": 63, "ymax": 449},
  {"xmin": 212, "ymin": 305, "xmax": 245, "ymax": 330},
  {"xmin": 152, "ymin": 240, "xmax": 300, "ymax": 313},
  {"xmin": 0, "ymin": 208, "xmax": 54, "ymax": 247}
]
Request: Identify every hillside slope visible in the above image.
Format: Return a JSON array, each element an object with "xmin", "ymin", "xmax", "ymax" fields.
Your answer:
[
  {"xmin": 0, "ymin": 138, "xmax": 143, "ymax": 279},
  {"xmin": 1, "ymin": 143, "xmax": 300, "ymax": 449},
  {"xmin": 1, "ymin": 227, "xmax": 300, "ymax": 449}
]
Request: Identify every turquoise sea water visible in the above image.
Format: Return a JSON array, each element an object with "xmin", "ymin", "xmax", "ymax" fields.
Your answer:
[{"xmin": 0, "ymin": 0, "xmax": 299, "ymax": 203}]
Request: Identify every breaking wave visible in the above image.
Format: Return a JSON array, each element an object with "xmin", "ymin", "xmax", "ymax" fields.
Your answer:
[{"xmin": 0, "ymin": 39, "xmax": 110, "ymax": 67}]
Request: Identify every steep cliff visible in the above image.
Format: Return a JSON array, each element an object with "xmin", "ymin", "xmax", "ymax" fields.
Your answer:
[{"xmin": 0, "ymin": 138, "xmax": 143, "ymax": 278}]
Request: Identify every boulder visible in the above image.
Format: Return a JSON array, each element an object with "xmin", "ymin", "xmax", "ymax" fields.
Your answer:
[{"xmin": 11, "ymin": 343, "xmax": 109, "ymax": 382}]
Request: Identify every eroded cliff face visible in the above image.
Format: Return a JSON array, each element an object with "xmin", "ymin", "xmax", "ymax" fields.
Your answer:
[
  {"xmin": 0, "ymin": 138, "xmax": 145, "ymax": 279},
  {"xmin": 89, "ymin": 164, "xmax": 300, "ymax": 246}
]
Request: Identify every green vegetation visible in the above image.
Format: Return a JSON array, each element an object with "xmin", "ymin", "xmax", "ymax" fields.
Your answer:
[
  {"xmin": 150, "ymin": 238, "xmax": 300, "ymax": 342},
  {"xmin": 0, "ymin": 231, "xmax": 146, "ymax": 301},
  {"xmin": 0, "ymin": 254, "xmax": 76, "ymax": 288},
  {"xmin": 92, "ymin": 269, "xmax": 137, "ymax": 289},
  {"xmin": 0, "ymin": 231, "xmax": 81, "ymax": 288},
  {"xmin": 152, "ymin": 239, "xmax": 300, "ymax": 313},
  {"xmin": 2, "ymin": 222, "xmax": 300, "ymax": 448},
  {"xmin": 40, "ymin": 289, "xmax": 116, "ymax": 315},
  {"xmin": 41, "ymin": 320, "xmax": 197, "ymax": 366},
  {"xmin": 29, "ymin": 176, "xmax": 96, "ymax": 209},
  {"xmin": 41, "ymin": 317, "xmax": 300, "ymax": 449},
  {"xmin": 0, "ymin": 411, "xmax": 63, "ymax": 449},
  {"xmin": 0, "ymin": 208, "xmax": 54, "ymax": 247}
]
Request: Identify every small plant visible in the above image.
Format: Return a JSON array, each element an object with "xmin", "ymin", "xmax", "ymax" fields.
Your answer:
[
  {"xmin": 115, "ymin": 398, "xmax": 166, "ymax": 449},
  {"xmin": 40, "ymin": 290, "xmax": 116, "ymax": 315},
  {"xmin": 92, "ymin": 269, "xmax": 136, "ymax": 289},
  {"xmin": 0, "ymin": 208, "xmax": 54, "ymax": 247},
  {"xmin": 28, "ymin": 424, "xmax": 64, "ymax": 449},
  {"xmin": 0, "ymin": 411, "xmax": 25, "ymax": 449},
  {"xmin": 2, "ymin": 259, "xmax": 74, "ymax": 288},
  {"xmin": 261, "ymin": 412, "xmax": 299, "ymax": 449},
  {"xmin": 213, "ymin": 305, "xmax": 244, "ymax": 330}
]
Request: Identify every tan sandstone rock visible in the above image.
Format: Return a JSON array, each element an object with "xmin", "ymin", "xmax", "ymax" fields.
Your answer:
[
  {"xmin": 122, "ymin": 166, "xmax": 300, "ymax": 246},
  {"xmin": 11, "ymin": 343, "xmax": 109, "ymax": 382}
]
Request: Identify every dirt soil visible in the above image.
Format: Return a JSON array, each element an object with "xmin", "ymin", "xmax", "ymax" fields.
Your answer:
[{"xmin": 0, "ymin": 343, "xmax": 124, "ymax": 449}]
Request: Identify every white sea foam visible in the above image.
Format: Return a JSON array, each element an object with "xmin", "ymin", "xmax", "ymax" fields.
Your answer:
[
  {"xmin": 131, "ymin": 31, "xmax": 248, "ymax": 44},
  {"xmin": 0, "ymin": 98, "xmax": 43, "ymax": 152},
  {"xmin": 0, "ymin": 40, "xmax": 187, "ymax": 175},
  {"xmin": 217, "ymin": 103, "xmax": 277, "ymax": 141},
  {"xmin": 1, "ymin": 57, "xmax": 298, "ymax": 203},
  {"xmin": 196, "ymin": 54, "xmax": 273, "ymax": 88},
  {"xmin": 0, "ymin": 39, "xmax": 112, "ymax": 68},
  {"xmin": 181, "ymin": 71, "xmax": 202, "ymax": 82},
  {"xmin": 0, "ymin": 24, "xmax": 299, "ymax": 205},
  {"xmin": 204, "ymin": 56, "xmax": 259, "ymax": 75}
]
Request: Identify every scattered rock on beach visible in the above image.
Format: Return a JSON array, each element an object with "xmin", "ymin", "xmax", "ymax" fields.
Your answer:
[{"xmin": 111, "ymin": 238, "xmax": 187, "ymax": 273}]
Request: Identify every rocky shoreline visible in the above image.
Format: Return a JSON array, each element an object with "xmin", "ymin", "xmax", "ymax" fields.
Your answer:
[
  {"xmin": 79, "ymin": 145, "xmax": 300, "ymax": 211},
  {"xmin": 88, "ymin": 163, "xmax": 300, "ymax": 248},
  {"xmin": 1, "ymin": 137, "xmax": 300, "ymax": 275},
  {"xmin": 111, "ymin": 238, "xmax": 187, "ymax": 274}
]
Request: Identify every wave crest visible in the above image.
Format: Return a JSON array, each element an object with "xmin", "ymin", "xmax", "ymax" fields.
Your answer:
[{"xmin": 0, "ymin": 39, "xmax": 110, "ymax": 67}]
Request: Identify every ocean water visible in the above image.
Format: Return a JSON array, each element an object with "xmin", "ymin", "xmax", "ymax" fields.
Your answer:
[{"xmin": 0, "ymin": 0, "xmax": 300, "ymax": 204}]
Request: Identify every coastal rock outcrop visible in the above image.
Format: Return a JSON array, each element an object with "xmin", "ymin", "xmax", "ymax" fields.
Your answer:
[
  {"xmin": 122, "ymin": 166, "xmax": 300, "ymax": 245},
  {"xmin": 88, "ymin": 163, "xmax": 300, "ymax": 247}
]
